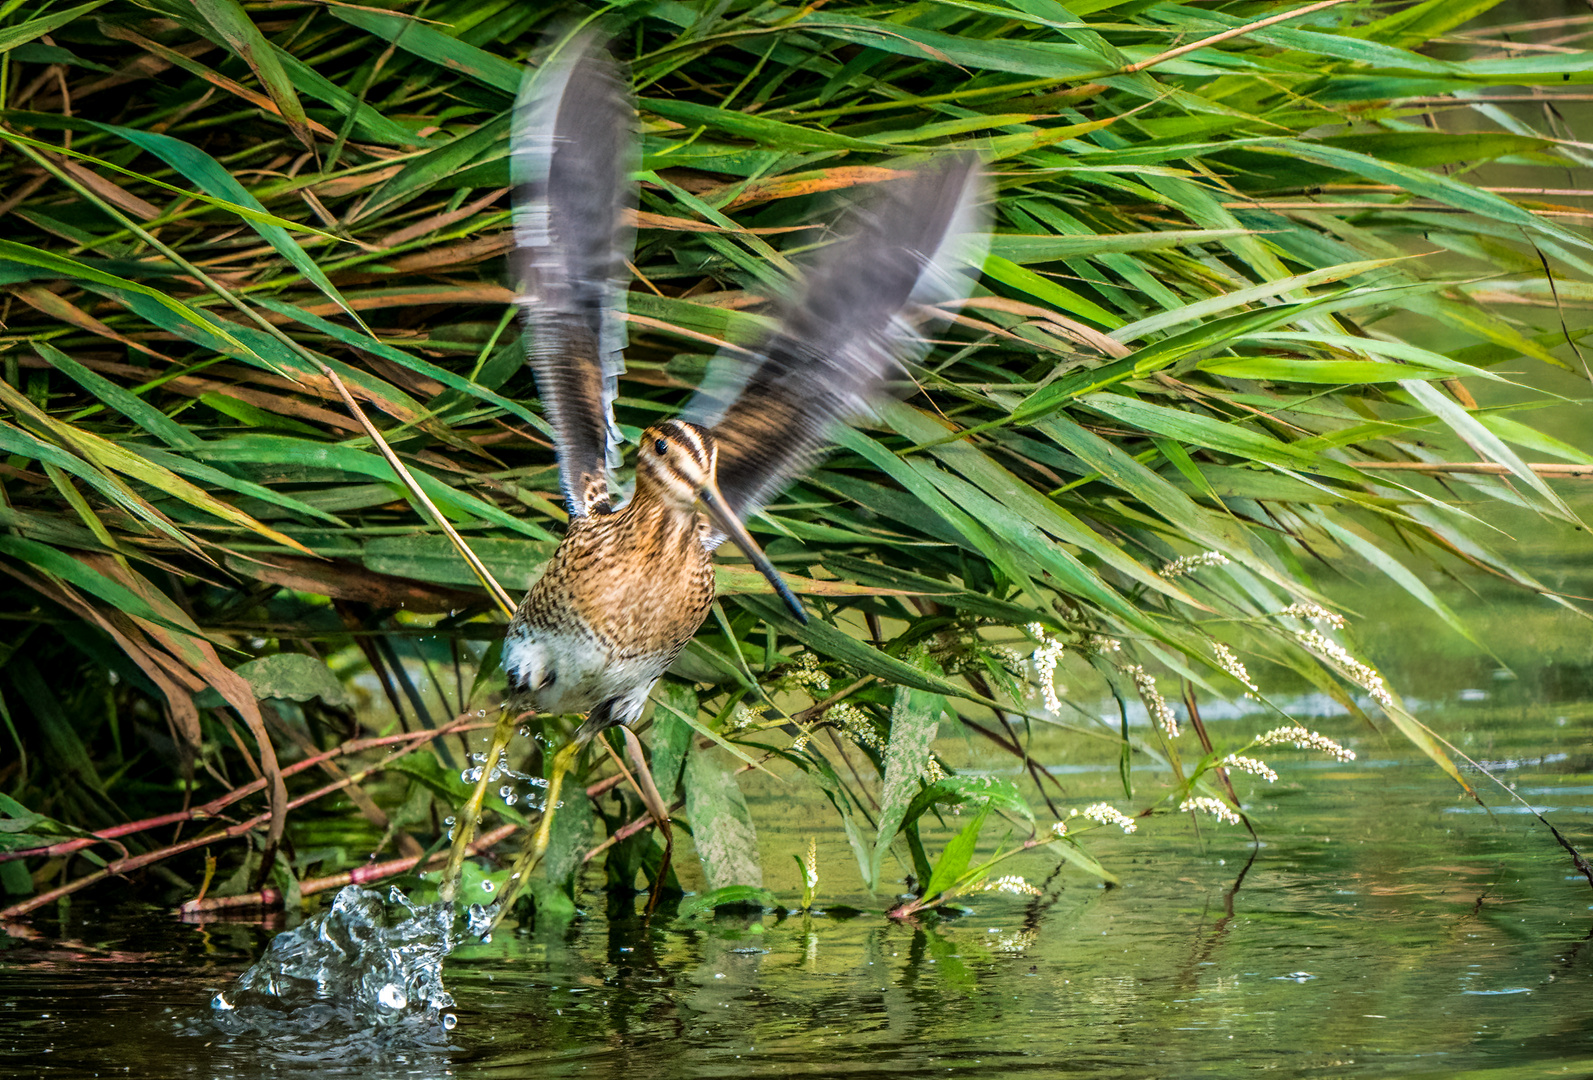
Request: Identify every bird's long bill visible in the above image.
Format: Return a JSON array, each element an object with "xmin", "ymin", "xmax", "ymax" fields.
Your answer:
[{"xmin": 699, "ymin": 481, "xmax": 808, "ymax": 624}]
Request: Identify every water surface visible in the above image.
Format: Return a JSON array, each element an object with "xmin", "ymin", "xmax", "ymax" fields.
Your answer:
[{"xmin": 4, "ymin": 566, "xmax": 1593, "ymax": 1079}]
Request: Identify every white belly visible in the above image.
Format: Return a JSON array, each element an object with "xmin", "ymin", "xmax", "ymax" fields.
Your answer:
[{"xmin": 502, "ymin": 625, "xmax": 667, "ymax": 726}]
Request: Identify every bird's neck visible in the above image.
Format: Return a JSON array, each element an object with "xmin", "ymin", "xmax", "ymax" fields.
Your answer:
[{"xmin": 607, "ymin": 482, "xmax": 704, "ymax": 556}]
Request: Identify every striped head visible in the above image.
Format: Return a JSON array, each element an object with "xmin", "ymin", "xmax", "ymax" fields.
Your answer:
[
  {"xmin": 632, "ymin": 418, "xmax": 809, "ymax": 625},
  {"xmin": 635, "ymin": 419, "xmax": 718, "ymax": 509}
]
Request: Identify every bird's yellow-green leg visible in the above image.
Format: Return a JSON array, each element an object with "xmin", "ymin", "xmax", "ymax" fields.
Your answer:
[
  {"xmin": 620, "ymin": 727, "xmax": 675, "ymax": 911},
  {"xmin": 620, "ymin": 727, "xmax": 670, "ymax": 829},
  {"xmin": 486, "ymin": 738, "xmax": 580, "ymax": 933},
  {"xmin": 439, "ymin": 708, "xmax": 521, "ymax": 904}
]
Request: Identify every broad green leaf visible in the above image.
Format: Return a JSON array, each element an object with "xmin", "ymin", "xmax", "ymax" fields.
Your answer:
[
  {"xmin": 646, "ymin": 98, "xmax": 884, "ymax": 152},
  {"xmin": 34, "ymin": 341, "xmax": 195, "ymax": 449},
  {"xmin": 1078, "ymin": 393, "xmax": 1363, "ymax": 482},
  {"xmin": 0, "ymin": 2, "xmax": 108, "ymax": 54},
  {"xmin": 924, "ymin": 803, "xmax": 989, "ymax": 899},
  {"xmin": 796, "ymin": 12, "xmax": 1107, "ymax": 78},
  {"xmin": 647, "ymin": 682, "xmax": 697, "ymax": 805},
  {"xmin": 362, "ymin": 535, "xmax": 553, "ymax": 592},
  {"xmin": 543, "ymin": 783, "xmax": 594, "ymax": 892},
  {"xmin": 253, "ymin": 298, "xmax": 548, "ymax": 433},
  {"xmin": 274, "ymin": 52, "xmax": 433, "ymax": 147},
  {"xmin": 191, "ymin": 0, "xmax": 313, "ymax": 147},
  {"xmin": 1315, "ymin": 517, "xmax": 1491, "ymax": 660},
  {"xmin": 870, "ymin": 657, "xmax": 944, "ymax": 891},
  {"xmin": 0, "ymin": 417, "xmax": 199, "ymax": 553},
  {"xmin": 0, "ymin": 536, "xmax": 178, "ymax": 634},
  {"xmin": 1111, "ymin": 259, "xmax": 1396, "ymax": 342},
  {"xmin": 0, "ymin": 241, "xmax": 257, "ymax": 358},
  {"xmin": 989, "ymin": 229, "xmax": 1250, "ymax": 265},
  {"xmin": 197, "ymin": 437, "xmax": 558, "ymax": 541},
  {"xmin": 229, "ymin": 653, "xmax": 353, "ymax": 708},
  {"xmin": 1200, "ymin": 358, "xmax": 1444, "ymax": 384},
  {"xmin": 1476, "ymin": 415, "xmax": 1593, "ymax": 466},
  {"xmin": 675, "ymin": 885, "xmax": 779, "ymax": 918},
  {"xmin": 1051, "ymin": 835, "xmax": 1119, "ymax": 885},
  {"xmin": 1232, "ymin": 332, "xmax": 1507, "ymax": 383},
  {"xmin": 1254, "ymin": 142, "xmax": 1593, "ymax": 255},
  {"xmin": 359, "ymin": 114, "xmax": 512, "ymax": 219},
  {"xmin": 901, "ymin": 776, "xmax": 1033, "ymax": 832},
  {"xmin": 737, "ymin": 592, "xmax": 1016, "ymax": 714},
  {"xmin": 0, "ymin": 792, "xmax": 94, "ymax": 853},
  {"xmin": 331, "ymin": 7, "xmax": 522, "ymax": 93},
  {"xmin": 683, "ymin": 748, "xmax": 764, "ymax": 890},
  {"xmin": 982, "ymin": 253, "xmax": 1123, "ymax": 329}
]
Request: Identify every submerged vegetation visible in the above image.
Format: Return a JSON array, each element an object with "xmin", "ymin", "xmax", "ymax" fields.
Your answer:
[{"xmin": 1, "ymin": 0, "xmax": 1590, "ymax": 922}]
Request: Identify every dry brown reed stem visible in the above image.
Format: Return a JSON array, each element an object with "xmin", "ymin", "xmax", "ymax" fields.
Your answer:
[
  {"xmin": 177, "ymin": 771, "xmax": 637, "ymax": 914},
  {"xmin": 178, "ymin": 823, "xmax": 522, "ymax": 916},
  {"xmin": 0, "ymin": 718, "xmax": 492, "ymax": 918},
  {"xmin": 0, "ymin": 719, "xmax": 491, "ymax": 864}
]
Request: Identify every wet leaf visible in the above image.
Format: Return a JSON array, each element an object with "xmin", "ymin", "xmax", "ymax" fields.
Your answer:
[
  {"xmin": 675, "ymin": 885, "xmax": 779, "ymax": 919},
  {"xmin": 924, "ymin": 803, "xmax": 989, "ymax": 899},
  {"xmin": 870, "ymin": 656, "xmax": 944, "ymax": 891},
  {"xmin": 683, "ymin": 749, "xmax": 763, "ymax": 891}
]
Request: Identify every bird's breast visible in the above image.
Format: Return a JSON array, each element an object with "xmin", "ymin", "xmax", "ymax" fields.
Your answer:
[{"xmin": 503, "ymin": 502, "xmax": 716, "ymax": 710}]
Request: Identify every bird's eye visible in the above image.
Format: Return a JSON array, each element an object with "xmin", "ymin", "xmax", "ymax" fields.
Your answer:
[{"xmin": 654, "ymin": 439, "xmax": 668, "ymax": 455}]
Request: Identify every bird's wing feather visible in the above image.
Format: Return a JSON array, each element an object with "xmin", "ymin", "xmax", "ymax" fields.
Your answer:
[
  {"xmin": 512, "ymin": 31, "xmax": 637, "ymax": 517},
  {"xmin": 685, "ymin": 155, "xmax": 989, "ymax": 526}
]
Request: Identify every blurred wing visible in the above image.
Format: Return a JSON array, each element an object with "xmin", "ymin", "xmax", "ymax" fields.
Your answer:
[
  {"xmin": 512, "ymin": 30, "xmax": 637, "ymax": 517},
  {"xmin": 686, "ymin": 154, "xmax": 988, "ymax": 526}
]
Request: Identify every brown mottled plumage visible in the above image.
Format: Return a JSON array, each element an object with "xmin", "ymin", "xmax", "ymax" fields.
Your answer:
[
  {"xmin": 500, "ymin": 31, "xmax": 987, "ymax": 748},
  {"xmin": 505, "ymin": 419, "xmax": 720, "ymax": 740}
]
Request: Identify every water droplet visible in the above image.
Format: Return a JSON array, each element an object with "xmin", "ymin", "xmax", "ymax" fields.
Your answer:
[
  {"xmin": 447, "ymin": 829, "xmax": 456, "ymax": 841},
  {"xmin": 504, "ymin": 794, "xmax": 517, "ymax": 806},
  {"xmin": 460, "ymin": 769, "xmax": 474, "ymax": 783},
  {"xmin": 517, "ymin": 726, "xmax": 530, "ymax": 738},
  {"xmin": 443, "ymin": 817, "xmax": 455, "ymax": 826},
  {"xmin": 378, "ymin": 984, "xmax": 407, "ymax": 1010},
  {"xmin": 442, "ymin": 1013, "xmax": 458, "ymax": 1031},
  {"xmin": 477, "ymin": 709, "xmax": 487, "ymax": 718},
  {"xmin": 499, "ymin": 785, "xmax": 513, "ymax": 799},
  {"xmin": 480, "ymin": 881, "xmax": 495, "ymax": 894}
]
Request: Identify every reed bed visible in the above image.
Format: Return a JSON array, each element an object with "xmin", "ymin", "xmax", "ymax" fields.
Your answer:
[{"xmin": 1, "ymin": 0, "xmax": 1589, "ymax": 918}]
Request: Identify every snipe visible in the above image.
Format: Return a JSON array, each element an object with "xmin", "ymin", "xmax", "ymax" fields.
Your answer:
[{"xmin": 440, "ymin": 29, "xmax": 987, "ymax": 914}]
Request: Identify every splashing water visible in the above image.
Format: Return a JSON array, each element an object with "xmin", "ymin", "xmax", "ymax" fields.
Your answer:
[{"xmin": 209, "ymin": 886, "xmax": 458, "ymax": 1051}]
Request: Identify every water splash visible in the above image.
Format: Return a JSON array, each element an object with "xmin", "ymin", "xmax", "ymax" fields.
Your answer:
[{"xmin": 209, "ymin": 886, "xmax": 458, "ymax": 1051}]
